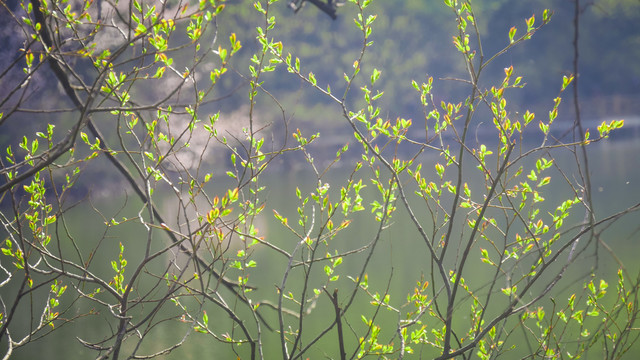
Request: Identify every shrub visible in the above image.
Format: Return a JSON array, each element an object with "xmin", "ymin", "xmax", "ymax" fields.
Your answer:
[{"xmin": 0, "ymin": 0, "xmax": 638, "ymax": 359}]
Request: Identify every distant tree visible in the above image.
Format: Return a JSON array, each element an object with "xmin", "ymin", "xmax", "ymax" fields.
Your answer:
[
  {"xmin": 0, "ymin": 0, "xmax": 638, "ymax": 359},
  {"xmin": 289, "ymin": 0, "xmax": 343, "ymax": 19}
]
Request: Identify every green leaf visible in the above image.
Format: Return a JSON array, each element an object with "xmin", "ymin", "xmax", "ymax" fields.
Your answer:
[
  {"xmin": 537, "ymin": 176, "xmax": 550, "ymax": 187},
  {"xmin": 371, "ymin": 68, "xmax": 381, "ymax": 84},
  {"xmin": 508, "ymin": 26, "xmax": 517, "ymax": 43}
]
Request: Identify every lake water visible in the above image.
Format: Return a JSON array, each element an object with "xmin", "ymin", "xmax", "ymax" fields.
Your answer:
[{"xmin": 2, "ymin": 130, "xmax": 640, "ymax": 359}]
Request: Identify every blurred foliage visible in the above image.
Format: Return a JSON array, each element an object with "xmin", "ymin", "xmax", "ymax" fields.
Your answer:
[
  {"xmin": 211, "ymin": 0, "xmax": 639, "ymax": 128},
  {"xmin": 0, "ymin": 0, "xmax": 637, "ymax": 177},
  {"xmin": 1, "ymin": 0, "xmax": 636, "ymax": 132}
]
